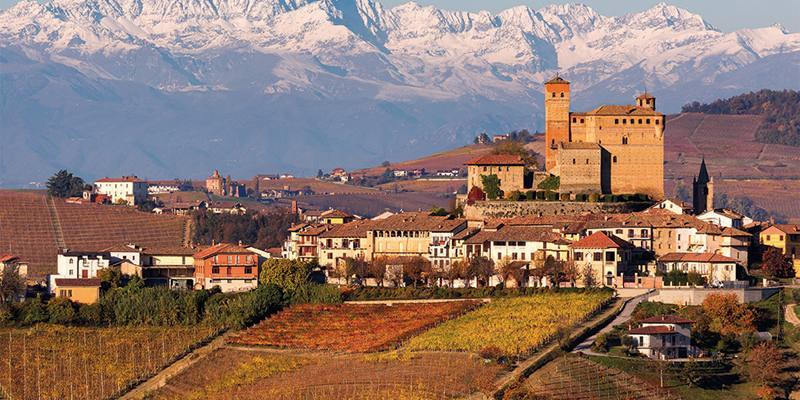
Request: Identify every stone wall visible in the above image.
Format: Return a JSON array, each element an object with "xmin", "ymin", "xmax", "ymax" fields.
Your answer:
[
  {"xmin": 464, "ymin": 200, "xmax": 652, "ymax": 220},
  {"xmin": 648, "ymin": 287, "xmax": 780, "ymax": 305}
]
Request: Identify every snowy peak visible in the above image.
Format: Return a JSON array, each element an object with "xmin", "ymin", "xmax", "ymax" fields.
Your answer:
[{"xmin": 623, "ymin": 2, "xmax": 713, "ymax": 31}]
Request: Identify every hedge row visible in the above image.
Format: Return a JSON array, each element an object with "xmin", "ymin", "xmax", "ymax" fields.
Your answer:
[{"xmin": 341, "ymin": 286, "xmax": 613, "ymax": 301}]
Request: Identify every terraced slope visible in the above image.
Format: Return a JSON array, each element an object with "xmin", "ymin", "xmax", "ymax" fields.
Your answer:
[{"xmin": 0, "ymin": 190, "xmax": 190, "ymax": 278}]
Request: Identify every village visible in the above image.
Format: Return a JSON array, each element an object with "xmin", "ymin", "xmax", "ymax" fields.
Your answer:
[{"xmin": 1, "ymin": 78, "xmax": 799, "ymax": 400}]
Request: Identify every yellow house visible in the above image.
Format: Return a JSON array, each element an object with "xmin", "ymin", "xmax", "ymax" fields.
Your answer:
[
  {"xmin": 760, "ymin": 224, "xmax": 800, "ymax": 274},
  {"xmin": 54, "ymin": 278, "xmax": 101, "ymax": 304},
  {"xmin": 320, "ymin": 209, "xmax": 355, "ymax": 225},
  {"xmin": 367, "ymin": 213, "xmax": 467, "ymax": 259}
]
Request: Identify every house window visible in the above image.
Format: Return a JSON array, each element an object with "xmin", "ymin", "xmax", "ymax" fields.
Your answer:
[
  {"xmin": 628, "ymin": 229, "xmax": 635, "ymax": 237},
  {"xmin": 646, "ymin": 118, "xmax": 651, "ymax": 124},
  {"xmin": 59, "ymin": 289, "xmax": 73, "ymax": 298},
  {"xmin": 641, "ymin": 229, "xmax": 648, "ymax": 238},
  {"xmin": 580, "ymin": 118, "xmax": 584, "ymax": 123},
  {"xmin": 552, "ymin": 92, "xmax": 556, "ymax": 97},
  {"xmin": 227, "ymin": 255, "xmax": 232, "ymax": 263},
  {"xmin": 614, "ymin": 119, "xmax": 619, "ymax": 124},
  {"xmin": 572, "ymin": 117, "xmax": 577, "ymax": 123},
  {"xmin": 630, "ymin": 119, "xmax": 634, "ymax": 124},
  {"xmin": 572, "ymin": 159, "xmax": 576, "ymax": 165},
  {"xmin": 575, "ymin": 252, "xmax": 583, "ymax": 261},
  {"xmin": 245, "ymin": 266, "xmax": 252, "ymax": 274},
  {"xmin": 560, "ymin": 92, "xmax": 564, "ymax": 98},
  {"xmin": 606, "ymin": 252, "xmax": 615, "ymax": 262},
  {"xmin": 622, "ymin": 119, "xmax": 626, "ymax": 124},
  {"xmin": 613, "ymin": 156, "xmax": 617, "ymax": 163},
  {"xmin": 593, "ymin": 252, "xmax": 602, "ymax": 261},
  {"xmin": 622, "ymin": 137, "xmax": 628, "ymax": 145},
  {"xmin": 615, "ymin": 229, "xmax": 623, "ymax": 234},
  {"xmin": 638, "ymin": 119, "xmax": 642, "ymax": 124},
  {"xmin": 586, "ymin": 159, "xmax": 589, "ymax": 164},
  {"xmin": 212, "ymin": 266, "xmax": 219, "ymax": 274},
  {"xmin": 655, "ymin": 119, "xmax": 660, "ymax": 125}
]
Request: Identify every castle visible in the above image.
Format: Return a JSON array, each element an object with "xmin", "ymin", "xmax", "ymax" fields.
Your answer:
[{"xmin": 544, "ymin": 76, "xmax": 665, "ymax": 199}]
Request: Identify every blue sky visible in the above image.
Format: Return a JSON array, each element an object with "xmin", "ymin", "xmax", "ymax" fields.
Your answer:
[{"xmin": 1, "ymin": 0, "xmax": 798, "ymax": 32}]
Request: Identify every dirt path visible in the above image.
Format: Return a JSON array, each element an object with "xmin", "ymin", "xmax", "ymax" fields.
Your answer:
[
  {"xmin": 120, "ymin": 331, "xmax": 233, "ymax": 400},
  {"xmin": 787, "ymin": 304, "xmax": 800, "ymax": 327}
]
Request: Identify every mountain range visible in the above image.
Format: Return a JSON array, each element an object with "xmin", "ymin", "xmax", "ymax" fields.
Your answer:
[{"xmin": 1, "ymin": 0, "xmax": 799, "ymax": 186}]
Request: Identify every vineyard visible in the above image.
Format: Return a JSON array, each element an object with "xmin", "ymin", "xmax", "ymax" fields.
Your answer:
[
  {"xmin": 406, "ymin": 292, "xmax": 612, "ymax": 356},
  {"xmin": 0, "ymin": 325, "xmax": 218, "ymax": 400},
  {"xmin": 523, "ymin": 355, "xmax": 682, "ymax": 400},
  {"xmin": 228, "ymin": 302, "xmax": 481, "ymax": 353},
  {"xmin": 150, "ymin": 348, "xmax": 502, "ymax": 399}
]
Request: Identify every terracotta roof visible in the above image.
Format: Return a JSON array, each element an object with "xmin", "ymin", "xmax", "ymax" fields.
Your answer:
[
  {"xmin": 560, "ymin": 142, "xmax": 600, "ymax": 150},
  {"xmin": 298, "ymin": 225, "xmax": 331, "ymax": 236},
  {"xmin": 54, "ymin": 278, "xmax": 102, "ymax": 287},
  {"xmin": 143, "ymin": 246, "xmax": 199, "ymax": 256},
  {"xmin": 288, "ymin": 223, "xmax": 309, "ymax": 232},
  {"xmin": 464, "ymin": 226, "xmax": 567, "ymax": 245},
  {"xmin": 193, "ymin": 243, "xmax": 253, "ymax": 259},
  {"xmin": 721, "ymin": 227, "xmax": 752, "ymax": 238},
  {"xmin": 319, "ymin": 220, "xmax": 374, "ymax": 238},
  {"xmin": 0, "ymin": 254, "xmax": 19, "ymax": 263},
  {"xmin": 628, "ymin": 326, "xmax": 677, "ymax": 335},
  {"xmin": 266, "ymin": 247, "xmax": 282, "ymax": 257},
  {"xmin": 659, "ymin": 252, "xmax": 739, "ymax": 264},
  {"xmin": 101, "ymin": 244, "xmax": 141, "ymax": 253},
  {"xmin": 452, "ymin": 228, "xmax": 479, "ymax": 241},
  {"xmin": 765, "ymin": 224, "xmax": 800, "ymax": 235},
  {"xmin": 465, "ymin": 154, "xmax": 525, "ymax": 166},
  {"xmin": 570, "ymin": 231, "xmax": 633, "ymax": 249},
  {"xmin": 639, "ymin": 315, "xmax": 693, "ymax": 325},
  {"xmin": 95, "ymin": 176, "xmax": 144, "ymax": 183},
  {"xmin": 545, "ymin": 75, "xmax": 569, "ymax": 84},
  {"xmin": 321, "ymin": 209, "xmax": 352, "ymax": 218},
  {"xmin": 370, "ymin": 213, "xmax": 466, "ymax": 232},
  {"xmin": 586, "ymin": 105, "xmax": 661, "ymax": 116}
]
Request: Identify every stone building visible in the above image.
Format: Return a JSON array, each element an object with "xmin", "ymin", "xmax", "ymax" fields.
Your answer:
[
  {"xmin": 206, "ymin": 170, "xmax": 225, "ymax": 196},
  {"xmin": 692, "ymin": 157, "xmax": 714, "ymax": 214},
  {"xmin": 544, "ymin": 76, "xmax": 665, "ymax": 199},
  {"xmin": 465, "ymin": 154, "xmax": 526, "ymax": 197}
]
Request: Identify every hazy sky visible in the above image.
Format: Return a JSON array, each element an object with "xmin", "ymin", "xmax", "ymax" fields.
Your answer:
[{"xmin": 1, "ymin": 0, "xmax": 798, "ymax": 32}]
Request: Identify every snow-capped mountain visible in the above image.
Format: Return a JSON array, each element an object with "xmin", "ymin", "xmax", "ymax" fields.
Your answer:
[{"xmin": 1, "ymin": 0, "xmax": 799, "ymax": 186}]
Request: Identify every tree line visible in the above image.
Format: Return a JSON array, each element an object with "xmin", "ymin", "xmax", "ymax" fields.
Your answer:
[
  {"xmin": 191, "ymin": 208, "xmax": 294, "ymax": 249},
  {"xmin": 682, "ymin": 89, "xmax": 800, "ymax": 147}
]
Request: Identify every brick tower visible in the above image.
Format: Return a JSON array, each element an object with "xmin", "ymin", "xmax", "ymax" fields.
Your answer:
[{"xmin": 544, "ymin": 75, "xmax": 571, "ymax": 171}]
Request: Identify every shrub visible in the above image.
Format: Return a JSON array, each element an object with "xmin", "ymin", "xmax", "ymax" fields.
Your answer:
[
  {"xmin": 525, "ymin": 191, "xmax": 536, "ymax": 200},
  {"xmin": 479, "ymin": 346, "xmax": 507, "ymax": 363},
  {"xmin": 77, "ymin": 303, "xmax": 103, "ymax": 325},
  {"xmin": 592, "ymin": 333, "xmax": 609, "ymax": 353},
  {"xmin": 260, "ymin": 259, "xmax": 313, "ymax": 292},
  {"xmin": 545, "ymin": 191, "xmax": 559, "ymax": 201},
  {"xmin": 535, "ymin": 191, "xmax": 545, "ymax": 200},
  {"xmin": 204, "ymin": 284, "xmax": 285, "ymax": 329},
  {"xmin": 20, "ymin": 297, "xmax": 49, "ymax": 325},
  {"xmin": 560, "ymin": 193, "xmax": 571, "ymax": 201},
  {"xmin": 506, "ymin": 190, "xmax": 525, "ymax": 201},
  {"xmin": 289, "ymin": 284, "xmax": 342, "ymax": 304},
  {"xmin": 588, "ymin": 193, "xmax": 600, "ymax": 202},
  {"xmin": 47, "ymin": 297, "xmax": 77, "ymax": 324},
  {"xmin": 537, "ymin": 175, "xmax": 560, "ymax": 191},
  {"xmin": 575, "ymin": 193, "xmax": 588, "ymax": 202}
]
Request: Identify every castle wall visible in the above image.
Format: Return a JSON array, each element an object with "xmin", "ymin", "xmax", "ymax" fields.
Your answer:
[
  {"xmin": 557, "ymin": 147, "xmax": 602, "ymax": 194},
  {"xmin": 464, "ymin": 200, "xmax": 652, "ymax": 221}
]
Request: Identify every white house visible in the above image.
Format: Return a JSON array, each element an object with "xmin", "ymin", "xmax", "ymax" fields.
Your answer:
[
  {"xmin": 628, "ymin": 315, "xmax": 695, "ymax": 359},
  {"xmin": 697, "ymin": 209, "xmax": 753, "ymax": 229},
  {"xmin": 657, "ymin": 252, "xmax": 740, "ymax": 284},
  {"xmin": 94, "ymin": 176, "xmax": 149, "ymax": 205},
  {"xmin": 49, "ymin": 251, "xmax": 113, "ymax": 292},
  {"xmin": 647, "ymin": 199, "xmax": 692, "ymax": 215}
]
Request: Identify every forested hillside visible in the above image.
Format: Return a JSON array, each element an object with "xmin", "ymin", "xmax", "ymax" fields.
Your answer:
[{"xmin": 682, "ymin": 90, "xmax": 800, "ymax": 146}]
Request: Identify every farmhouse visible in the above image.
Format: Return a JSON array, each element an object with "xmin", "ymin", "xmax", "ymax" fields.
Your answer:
[
  {"xmin": 657, "ymin": 252, "xmax": 740, "ymax": 284},
  {"xmin": 760, "ymin": 224, "xmax": 800, "ymax": 273},
  {"xmin": 628, "ymin": 315, "xmax": 695, "ymax": 360},
  {"xmin": 94, "ymin": 176, "xmax": 149, "ymax": 205},
  {"xmin": 193, "ymin": 243, "xmax": 259, "ymax": 292},
  {"xmin": 53, "ymin": 278, "xmax": 102, "ymax": 304}
]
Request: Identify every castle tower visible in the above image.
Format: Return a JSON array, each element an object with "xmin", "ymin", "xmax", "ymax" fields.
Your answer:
[
  {"xmin": 636, "ymin": 92, "xmax": 656, "ymax": 110},
  {"xmin": 544, "ymin": 75, "xmax": 571, "ymax": 171},
  {"xmin": 692, "ymin": 157, "xmax": 714, "ymax": 214}
]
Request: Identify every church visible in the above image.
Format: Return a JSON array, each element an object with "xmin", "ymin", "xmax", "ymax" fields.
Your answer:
[{"xmin": 545, "ymin": 76, "xmax": 665, "ymax": 199}]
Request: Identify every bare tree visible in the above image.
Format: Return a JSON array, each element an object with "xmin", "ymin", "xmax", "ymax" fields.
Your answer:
[
  {"xmin": 446, "ymin": 260, "xmax": 465, "ymax": 287},
  {"xmin": 466, "ymin": 256, "xmax": 495, "ymax": 287},
  {"xmin": 402, "ymin": 256, "xmax": 432, "ymax": 287},
  {"xmin": 367, "ymin": 257, "xmax": 388, "ymax": 287}
]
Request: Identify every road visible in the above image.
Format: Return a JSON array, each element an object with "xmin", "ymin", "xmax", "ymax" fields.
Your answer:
[
  {"xmin": 787, "ymin": 303, "xmax": 800, "ymax": 327},
  {"xmin": 572, "ymin": 291, "xmax": 652, "ymax": 354}
]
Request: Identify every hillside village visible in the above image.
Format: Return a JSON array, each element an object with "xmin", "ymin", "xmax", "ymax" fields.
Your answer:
[{"xmin": 1, "ymin": 79, "xmax": 800, "ymax": 400}]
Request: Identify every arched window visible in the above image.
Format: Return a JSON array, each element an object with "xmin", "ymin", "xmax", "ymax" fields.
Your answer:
[
  {"xmin": 655, "ymin": 119, "xmax": 660, "ymax": 125},
  {"xmin": 552, "ymin": 92, "xmax": 556, "ymax": 97},
  {"xmin": 560, "ymin": 92, "xmax": 564, "ymax": 97},
  {"xmin": 638, "ymin": 119, "xmax": 643, "ymax": 124},
  {"xmin": 622, "ymin": 119, "xmax": 626, "ymax": 124},
  {"xmin": 613, "ymin": 156, "xmax": 617, "ymax": 163},
  {"xmin": 622, "ymin": 137, "xmax": 628, "ymax": 145},
  {"xmin": 572, "ymin": 159, "xmax": 576, "ymax": 165},
  {"xmin": 646, "ymin": 118, "xmax": 651, "ymax": 124},
  {"xmin": 614, "ymin": 119, "xmax": 619, "ymax": 124}
]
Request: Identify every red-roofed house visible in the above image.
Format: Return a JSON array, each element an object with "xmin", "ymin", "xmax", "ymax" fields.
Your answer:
[
  {"xmin": 657, "ymin": 252, "xmax": 740, "ymax": 284},
  {"xmin": 94, "ymin": 176, "xmax": 148, "ymax": 205},
  {"xmin": 571, "ymin": 231, "xmax": 635, "ymax": 287},
  {"xmin": 193, "ymin": 243, "xmax": 259, "ymax": 292},
  {"xmin": 628, "ymin": 315, "xmax": 695, "ymax": 359},
  {"xmin": 465, "ymin": 154, "xmax": 527, "ymax": 198}
]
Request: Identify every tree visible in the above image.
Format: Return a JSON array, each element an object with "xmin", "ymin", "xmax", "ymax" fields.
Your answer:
[
  {"xmin": 381, "ymin": 161, "xmax": 391, "ymax": 167},
  {"xmin": 402, "ymin": 257, "xmax": 431, "ymax": 287},
  {"xmin": 467, "ymin": 186, "xmax": 486, "ymax": 204},
  {"xmin": 340, "ymin": 257, "xmax": 368, "ymax": 284},
  {"xmin": 316, "ymin": 169, "xmax": 324, "ymax": 178},
  {"xmin": 259, "ymin": 259, "xmax": 311, "ymax": 292},
  {"xmin": 581, "ymin": 264, "xmax": 597, "ymax": 288},
  {"xmin": 761, "ymin": 247, "xmax": 795, "ymax": 279},
  {"xmin": 0, "ymin": 264, "xmax": 26, "ymax": 309},
  {"xmin": 446, "ymin": 260, "xmax": 465, "ymax": 287},
  {"xmin": 367, "ymin": 257, "xmax": 388, "ymax": 286},
  {"xmin": 465, "ymin": 256, "xmax": 494, "ymax": 287},
  {"xmin": 46, "ymin": 169, "xmax": 85, "ymax": 198},
  {"xmin": 429, "ymin": 207, "xmax": 448, "ymax": 216},
  {"xmin": 498, "ymin": 258, "xmax": 525, "ymax": 287},
  {"xmin": 481, "ymin": 174, "xmax": 502, "ymax": 200},
  {"xmin": 474, "ymin": 132, "xmax": 490, "ymax": 144},
  {"xmin": 746, "ymin": 342, "xmax": 782, "ymax": 385},
  {"xmin": 702, "ymin": 293, "xmax": 755, "ymax": 336}
]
